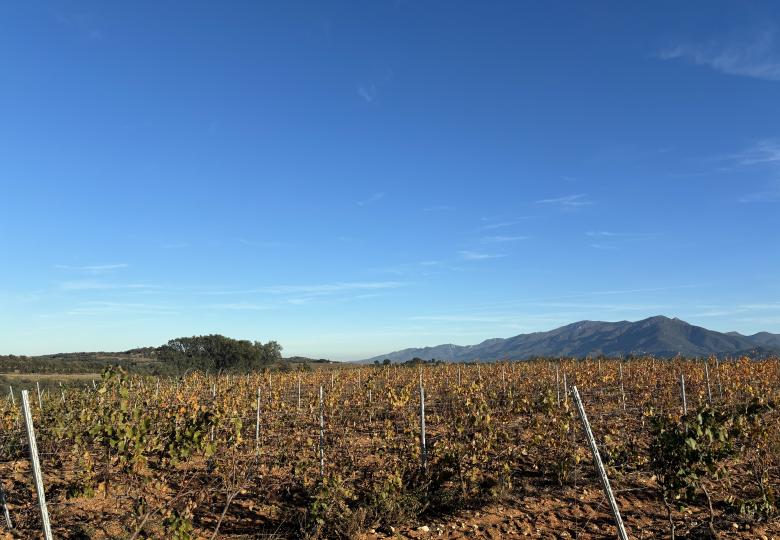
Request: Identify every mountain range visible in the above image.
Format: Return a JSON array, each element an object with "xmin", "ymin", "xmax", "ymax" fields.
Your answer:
[{"xmin": 360, "ymin": 316, "xmax": 780, "ymax": 363}]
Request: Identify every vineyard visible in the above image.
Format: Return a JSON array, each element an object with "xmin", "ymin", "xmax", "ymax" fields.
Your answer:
[{"xmin": 0, "ymin": 357, "xmax": 778, "ymax": 539}]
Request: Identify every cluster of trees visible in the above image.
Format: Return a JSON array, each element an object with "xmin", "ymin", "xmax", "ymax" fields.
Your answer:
[
  {"xmin": 156, "ymin": 334, "xmax": 283, "ymax": 373},
  {"xmin": 401, "ymin": 357, "xmax": 445, "ymax": 367},
  {"xmin": 372, "ymin": 357, "xmax": 445, "ymax": 367}
]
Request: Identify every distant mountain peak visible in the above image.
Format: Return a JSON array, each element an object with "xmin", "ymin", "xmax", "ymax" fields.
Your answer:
[{"xmin": 359, "ymin": 315, "xmax": 779, "ymax": 363}]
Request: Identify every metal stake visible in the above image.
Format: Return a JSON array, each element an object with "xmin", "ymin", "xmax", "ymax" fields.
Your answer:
[
  {"xmin": 572, "ymin": 386, "xmax": 629, "ymax": 540},
  {"xmin": 21, "ymin": 391, "xmax": 52, "ymax": 540}
]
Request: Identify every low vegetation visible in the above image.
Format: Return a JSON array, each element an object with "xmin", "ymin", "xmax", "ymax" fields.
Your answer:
[{"xmin": 0, "ymin": 356, "xmax": 777, "ymax": 538}]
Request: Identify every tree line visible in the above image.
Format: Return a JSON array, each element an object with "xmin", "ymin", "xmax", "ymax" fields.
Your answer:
[{"xmin": 0, "ymin": 334, "xmax": 284, "ymax": 375}]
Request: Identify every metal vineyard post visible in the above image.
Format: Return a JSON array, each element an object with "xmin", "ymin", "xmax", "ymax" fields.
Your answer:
[
  {"xmin": 255, "ymin": 387, "xmax": 261, "ymax": 447},
  {"xmin": 419, "ymin": 376, "xmax": 427, "ymax": 471},
  {"xmin": 572, "ymin": 386, "xmax": 629, "ymax": 540},
  {"xmin": 319, "ymin": 385, "xmax": 325, "ymax": 478},
  {"xmin": 619, "ymin": 364, "xmax": 626, "ymax": 411},
  {"xmin": 21, "ymin": 390, "xmax": 52, "ymax": 540},
  {"xmin": 297, "ymin": 376, "xmax": 301, "ymax": 412},
  {"xmin": 0, "ymin": 480, "xmax": 11, "ymax": 531}
]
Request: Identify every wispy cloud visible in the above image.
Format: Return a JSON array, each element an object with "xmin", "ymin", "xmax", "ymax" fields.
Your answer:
[
  {"xmin": 376, "ymin": 260, "xmax": 445, "ymax": 277},
  {"xmin": 202, "ymin": 281, "xmax": 404, "ymax": 297},
  {"xmin": 660, "ymin": 29, "xmax": 780, "ymax": 81},
  {"xmin": 586, "ymin": 231, "xmax": 627, "ymax": 238},
  {"xmin": 53, "ymin": 11, "xmax": 104, "ymax": 41},
  {"xmin": 55, "ymin": 263, "xmax": 128, "ymax": 274},
  {"xmin": 586, "ymin": 231, "xmax": 656, "ymax": 249},
  {"xmin": 730, "ymin": 140, "xmax": 780, "ymax": 202},
  {"xmin": 259, "ymin": 281, "xmax": 403, "ymax": 295},
  {"xmin": 458, "ymin": 250, "xmax": 507, "ymax": 261},
  {"xmin": 357, "ymin": 84, "xmax": 377, "ymax": 103},
  {"xmin": 739, "ymin": 185, "xmax": 780, "ymax": 203},
  {"xmin": 731, "ymin": 315, "xmax": 780, "ymax": 327},
  {"xmin": 236, "ymin": 238, "xmax": 291, "ymax": 248},
  {"xmin": 683, "ymin": 301, "xmax": 780, "ymax": 319},
  {"xmin": 556, "ymin": 284, "xmax": 702, "ymax": 299},
  {"xmin": 536, "ymin": 194, "xmax": 593, "ymax": 207},
  {"xmin": 352, "ymin": 293, "xmax": 385, "ymax": 300},
  {"xmin": 408, "ymin": 301, "xmax": 671, "ymax": 326},
  {"xmin": 356, "ymin": 67, "xmax": 393, "ymax": 103},
  {"xmin": 481, "ymin": 221, "xmax": 519, "ymax": 230},
  {"xmin": 207, "ymin": 302, "xmax": 271, "ymax": 311},
  {"xmin": 532, "ymin": 301, "xmax": 669, "ymax": 311},
  {"xmin": 384, "ymin": 284, "xmax": 702, "ymax": 321},
  {"xmin": 691, "ymin": 309, "xmax": 745, "ymax": 318},
  {"xmin": 480, "ymin": 218, "xmax": 531, "ymax": 230},
  {"xmin": 161, "ymin": 242, "xmax": 190, "ymax": 249},
  {"xmin": 59, "ymin": 281, "xmax": 158, "ymax": 291},
  {"xmin": 357, "ymin": 192, "xmax": 385, "ymax": 206},
  {"xmin": 481, "ymin": 235, "xmax": 530, "ymax": 243},
  {"xmin": 739, "ymin": 302, "xmax": 780, "ymax": 310},
  {"xmin": 83, "ymin": 263, "xmax": 127, "ymax": 272},
  {"xmin": 65, "ymin": 301, "xmax": 174, "ymax": 316},
  {"xmin": 409, "ymin": 314, "xmax": 521, "ymax": 324},
  {"xmin": 735, "ymin": 139, "xmax": 780, "ymax": 165}
]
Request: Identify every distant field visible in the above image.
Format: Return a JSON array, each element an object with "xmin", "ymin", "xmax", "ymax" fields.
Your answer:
[
  {"xmin": 1, "ymin": 373, "xmax": 100, "ymax": 380},
  {"xmin": 0, "ymin": 373, "xmax": 101, "ymax": 396}
]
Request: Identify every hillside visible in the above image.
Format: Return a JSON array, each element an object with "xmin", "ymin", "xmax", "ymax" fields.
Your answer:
[{"xmin": 361, "ymin": 316, "xmax": 780, "ymax": 363}]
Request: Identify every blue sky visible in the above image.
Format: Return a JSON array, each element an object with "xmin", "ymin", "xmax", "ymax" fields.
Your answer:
[{"xmin": 2, "ymin": 1, "xmax": 780, "ymax": 359}]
